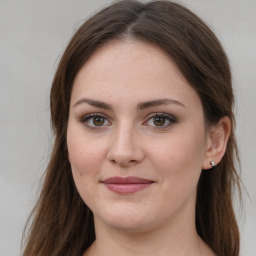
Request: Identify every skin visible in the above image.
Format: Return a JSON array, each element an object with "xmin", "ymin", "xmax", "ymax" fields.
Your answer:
[{"xmin": 67, "ymin": 40, "xmax": 229, "ymax": 256}]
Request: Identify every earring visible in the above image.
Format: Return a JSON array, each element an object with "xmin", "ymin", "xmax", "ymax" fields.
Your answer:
[{"xmin": 210, "ymin": 161, "xmax": 216, "ymax": 167}]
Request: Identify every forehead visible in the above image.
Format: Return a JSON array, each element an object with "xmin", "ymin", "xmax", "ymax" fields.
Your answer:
[{"xmin": 71, "ymin": 39, "xmax": 202, "ymax": 111}]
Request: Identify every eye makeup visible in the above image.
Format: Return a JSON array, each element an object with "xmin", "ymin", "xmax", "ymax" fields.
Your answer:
[
  {"xmin": 79, "ymin": 112, "xmax": 111, "ymax": 129},
  {"xmin": 79, "ymin": 111, "xmax": 177, "ymax": 131},
  {"xmin": 143, "ymin": 112, "xmax": 177, "ymax": 130}
]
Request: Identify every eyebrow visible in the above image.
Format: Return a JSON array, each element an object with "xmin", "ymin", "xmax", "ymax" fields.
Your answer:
[
  {"xmin": 73, "ymin": 98, "xmax": 112, "ymax": 110},
  {"xmin": 137, "ymin": 98, "xmax": 186, "ymax": 110},
  {"xmin": 73, "ymin": 98, "xmax": 186, "ymax": 110}
]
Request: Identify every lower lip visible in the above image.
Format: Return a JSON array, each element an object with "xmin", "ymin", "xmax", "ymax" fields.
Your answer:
[{"xmin": 104, "ymin": 183, "xmax": 153, "ymax": 194}]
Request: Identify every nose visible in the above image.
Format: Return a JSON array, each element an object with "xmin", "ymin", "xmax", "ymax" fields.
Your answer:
[{"xmin": 107, "ymin": 124, "xmax": 144, "ymax": 167}]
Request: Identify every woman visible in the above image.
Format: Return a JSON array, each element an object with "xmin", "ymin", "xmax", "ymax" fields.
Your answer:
[{"xmin": 22, "ymin": 1, "xmax": 242, "ymax": 256}]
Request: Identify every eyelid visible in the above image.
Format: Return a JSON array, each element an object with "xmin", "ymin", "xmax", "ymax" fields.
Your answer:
[
  {"xmin": 146, "ymin": 112, "xmax": 176, "ymax": 119},
  {"xmin": 79, "ymin": 112, "xmax": 112, "ymax": 129},
  {"xmin": 78, "ymin": 112, "xmax": 177, "ymax": 130},
  {"xmin": 143, "ymin": 112, "xmax": 177, "ymax": 128}
]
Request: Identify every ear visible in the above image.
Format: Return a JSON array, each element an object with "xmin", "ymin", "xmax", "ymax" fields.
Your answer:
[{"xmin": 202, "ymin": 116, "xmax": 231, "ymax": 170}]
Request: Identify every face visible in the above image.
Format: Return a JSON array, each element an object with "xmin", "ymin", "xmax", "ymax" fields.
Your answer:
[{"xmin": 67, "ymin": 40, "xmax": 209, "ymax": 233}]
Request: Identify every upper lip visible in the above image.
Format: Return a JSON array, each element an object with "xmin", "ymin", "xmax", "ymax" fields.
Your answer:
[{"xmin": 102, "ymin": 176, "xmax": 154, "ymax": 184}]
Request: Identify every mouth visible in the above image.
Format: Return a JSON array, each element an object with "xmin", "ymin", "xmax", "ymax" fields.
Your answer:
[{"xmin": 101, "ymin": 176, "xmax": 155, "ymax": 194}]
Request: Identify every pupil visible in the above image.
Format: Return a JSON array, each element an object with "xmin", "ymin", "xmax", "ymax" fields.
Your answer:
[
  {"xmin": 93, "ymin": 117, "xmax": 104, "ymax": 126},
  {"xmin": 154, "ymin": 116, "xmax": 165, "ymax": 126}
]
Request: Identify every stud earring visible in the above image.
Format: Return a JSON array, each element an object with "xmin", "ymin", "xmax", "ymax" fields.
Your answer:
[{"xmin": 210, "ymin": 161, "xmax": 216, "ymax": 167}]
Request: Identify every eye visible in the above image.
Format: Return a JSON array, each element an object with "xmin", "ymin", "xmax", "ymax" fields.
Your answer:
[
  {"xmin": 80, "ymin": 113, "xmax": 111, "ymax": 128},
  {"xmin": 143, "ymin": 113, "xmax": 176, "ymax": 129}
]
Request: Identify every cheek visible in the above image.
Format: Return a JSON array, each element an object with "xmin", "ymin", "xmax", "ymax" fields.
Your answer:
[
  {"xmin": 67, "ymin": 132, "xmax": 104, "ymax": 208},
  {"xmin": 67, "ymin": 124, "xmax": 102, "ymax": 170},
  {"xmin": 69, "ymin": 143, "xmax": 100, "ymax": 174},
  {"xmin": 150, "ymin": 127, "xmax": 206, "ymax": 192},
  {"xmin": 66, "ymin": 124, "xmax": 107, "ymax": 194}
]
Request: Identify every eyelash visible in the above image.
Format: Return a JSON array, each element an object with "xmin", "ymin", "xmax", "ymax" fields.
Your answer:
[
  {"xmin": 79, "ymin": 113, "xmax": 111, "ymax": 129},
  {"xmin": 143, "ymin": 113, "xmax": 177, "ymax": 129},
  {"xmin": 79, "ymin": 112, "xmax": 177, "ymax": 130}
]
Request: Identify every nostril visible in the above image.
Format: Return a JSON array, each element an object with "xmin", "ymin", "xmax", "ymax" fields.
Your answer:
[
  {"xmin": 108, "ymin": 155, "xmax": 140, "ymax": 167},
  {"xmin": 110, "ymin": 158, "xmax": 136, "ymax": 164}
]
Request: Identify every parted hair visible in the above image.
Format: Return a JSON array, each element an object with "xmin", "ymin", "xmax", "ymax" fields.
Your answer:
[{"xmin": 22, "ymin": 1, "xmax": 241, "ymax": 256}]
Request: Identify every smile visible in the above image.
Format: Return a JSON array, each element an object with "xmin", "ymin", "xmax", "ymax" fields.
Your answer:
[{"xmin": 101, "ymin": 176, "xmax": 155, "ymax": 194}]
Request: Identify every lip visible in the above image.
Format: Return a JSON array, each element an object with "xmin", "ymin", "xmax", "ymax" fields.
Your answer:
[{"xmin": 101, "ymin": 176, "xmax": 155, "ymax": 194}]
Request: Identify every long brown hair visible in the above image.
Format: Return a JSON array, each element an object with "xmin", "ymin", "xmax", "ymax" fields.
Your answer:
[{"xmin": 22, "ymin": 1, "xmax": 241, "ymax": 255}]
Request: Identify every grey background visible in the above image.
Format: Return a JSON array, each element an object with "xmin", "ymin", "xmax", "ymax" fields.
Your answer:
[{"xmin": 0, "ymin": 0, "xmax": 255, "ymax": 255}]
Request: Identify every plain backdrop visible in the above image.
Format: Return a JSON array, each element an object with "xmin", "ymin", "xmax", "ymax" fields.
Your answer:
[{"xmin": 0, "ymin": 0, "xmax": 255, "ymax": 255}]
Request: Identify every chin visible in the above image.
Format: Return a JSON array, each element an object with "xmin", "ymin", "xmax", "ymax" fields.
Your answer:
[
  {"xmin": 102, "ymin": 218, "xmax": 153, "ymax": 233},
  {"xmin": 94, "ymin": 204, "xmax": 155, "ymax": 232}
]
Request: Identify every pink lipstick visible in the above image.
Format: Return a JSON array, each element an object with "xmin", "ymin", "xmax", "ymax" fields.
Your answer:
[{"xmin": 102, "ymin": 176, "xmax": 154, "ymax": 194}]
